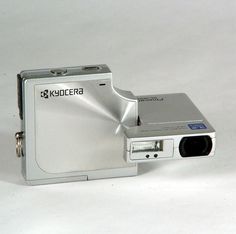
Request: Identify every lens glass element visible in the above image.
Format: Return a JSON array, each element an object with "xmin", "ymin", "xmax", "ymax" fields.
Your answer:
[{"xmin": 179, "ymin": 136, "xmax": 212, "ymax": 157}]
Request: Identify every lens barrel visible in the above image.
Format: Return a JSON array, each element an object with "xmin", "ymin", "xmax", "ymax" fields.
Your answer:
[{"xmin": 179, "ymin": 135, "xmax": 212, "ymax": 157}]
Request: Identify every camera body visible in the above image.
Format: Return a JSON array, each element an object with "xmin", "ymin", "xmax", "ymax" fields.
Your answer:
[
  {"xmin": 17, "ymin": 65, "xmax": 138, "ymax": 185},
  {"xmin": 16, "ymin": 65, "xmax": 216, "ymax": 185}
]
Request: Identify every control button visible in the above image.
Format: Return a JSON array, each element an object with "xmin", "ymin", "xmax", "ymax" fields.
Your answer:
[{"xmin": 50, "ymin": 68, "xmax": 67, "ymax": 76}]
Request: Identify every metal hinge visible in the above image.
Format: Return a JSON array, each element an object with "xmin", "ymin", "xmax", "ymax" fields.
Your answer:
[{"xmin": 15, "ymin": 132, "xmax": 24, "ymax": 157}]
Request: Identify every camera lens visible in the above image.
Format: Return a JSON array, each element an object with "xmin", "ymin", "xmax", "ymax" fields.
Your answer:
[{"xmin": 179, "ymin": 135, "xmax": 212, "ymax": 157}]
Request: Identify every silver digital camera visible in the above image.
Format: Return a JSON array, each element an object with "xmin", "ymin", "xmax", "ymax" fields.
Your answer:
[{"xmin": 16, "ymin": 64, "xmax": 216, "ymax": 185}]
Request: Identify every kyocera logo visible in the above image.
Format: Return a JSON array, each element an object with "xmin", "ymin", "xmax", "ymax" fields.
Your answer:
[{"xmin": 40, "ymin": 88, "xmax": 83, "ymax": 99}]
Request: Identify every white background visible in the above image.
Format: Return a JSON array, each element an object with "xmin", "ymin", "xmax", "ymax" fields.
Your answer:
[{"xmin": 0, "ymin": 1, "xmax": 236, "ymax": 233}]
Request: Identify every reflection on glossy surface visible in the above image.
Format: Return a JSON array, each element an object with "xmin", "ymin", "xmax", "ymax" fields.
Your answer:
[{"xmin": 35, "ymin": 79, "xmax": 138, "ymax": 173}]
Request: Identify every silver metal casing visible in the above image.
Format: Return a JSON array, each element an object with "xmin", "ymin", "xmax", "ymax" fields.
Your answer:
[
  {"xmin": 125, "ymin": 93, "xmax": 216, "ymax": 162},
  {"xmin": 18, "ymin": 65, "xmax": 138, "ymax": 185}
]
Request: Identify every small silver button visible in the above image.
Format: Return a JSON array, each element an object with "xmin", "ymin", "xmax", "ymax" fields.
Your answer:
[{"xmin": 50, "ymin": 68, "xmax": 67, "ymax": 76}]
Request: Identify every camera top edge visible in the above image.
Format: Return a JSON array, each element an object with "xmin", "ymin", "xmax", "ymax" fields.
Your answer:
[{"xmin": 18, "ymin": 64, "xmax": 111, "ymax": 80}]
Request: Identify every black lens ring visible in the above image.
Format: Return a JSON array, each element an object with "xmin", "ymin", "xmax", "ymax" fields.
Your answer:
[{"xmin": 179, "ymin": 135, "xmax": 212, "ymax": 157}]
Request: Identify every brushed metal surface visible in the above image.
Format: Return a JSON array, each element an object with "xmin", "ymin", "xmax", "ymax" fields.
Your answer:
[{"xmin": 34, "ymin": 77, "xmax": 137, "ymax": 173}]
